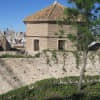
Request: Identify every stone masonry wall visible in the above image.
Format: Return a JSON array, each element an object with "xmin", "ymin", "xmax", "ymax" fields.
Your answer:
[{"xmin": 0, "ymin": 52, "xmax": 100, "ymax": 94}]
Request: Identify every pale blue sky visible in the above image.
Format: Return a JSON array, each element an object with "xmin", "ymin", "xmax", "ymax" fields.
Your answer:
[{"xmin": 0, "ymin": 0, "xmax": 74, "ymax": 32}]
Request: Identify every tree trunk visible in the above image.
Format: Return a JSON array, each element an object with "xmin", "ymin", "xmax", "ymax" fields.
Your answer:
[{"xmin": 78, "ymin": 51, "xmax": 88, "ymax": 91}]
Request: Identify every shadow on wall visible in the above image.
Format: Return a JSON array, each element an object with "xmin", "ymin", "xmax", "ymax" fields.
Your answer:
[{"xmin": 0, "ymin": 59, "xmax": 24, "ymax": 88}]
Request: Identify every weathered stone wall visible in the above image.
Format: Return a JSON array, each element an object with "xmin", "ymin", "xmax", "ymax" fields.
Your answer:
[
  {"xmin": 26, "ymin": 23, "xmax": 48, "ymax": 36},
  {"xmin": 0, "ymin": 51, "xmax": 17, "ymax": 56},
  {"xmin": 0, "ymin": 52, "xmax": 99, "ymax": 94},
  {"xmin": 25, "ymin": 23, "xmax": 77, "ymax": 54},
  {"xmin": 25, "ymin": 37, "xmax": 48, "ymax": 55},
  {"xmin": 48, "ymin": 24, "xmax": 77, "ymax": 37}
]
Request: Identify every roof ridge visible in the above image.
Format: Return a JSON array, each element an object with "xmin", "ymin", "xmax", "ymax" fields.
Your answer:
[
  {"xmin": 24, "ymin": 2, "xmax": 65, "ymax": 22},
  {"xmin": 53, "ymin": 1, "xmax": 57, "ymax": 5},
  {"xmin": 47, "ymin": 3, "xmax": 57, "ymax": 18},
  {"xmin": 47, "ymin": 2, "xmax": 65, "ymax": 18}
]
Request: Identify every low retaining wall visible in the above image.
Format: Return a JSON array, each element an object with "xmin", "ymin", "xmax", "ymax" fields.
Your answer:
[
  {"xmin": 0, "ymin": 51, "xmax": 17, "ymax": 56},
  {"xmin": 0, "ymin": 52, "xmax": 100, "ymax": 94}
]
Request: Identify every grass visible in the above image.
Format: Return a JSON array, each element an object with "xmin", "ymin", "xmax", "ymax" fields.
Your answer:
[
  {"xmin": 0, "ymin": 54, "xmax": 32, "ymax": 58},
  {"xmin": 0, "ymin": 76, "xmax": 100, "ymax": 100},
  {"xmin": 0, "ymin": 53, "xmax": 41, "ymax": 58}
]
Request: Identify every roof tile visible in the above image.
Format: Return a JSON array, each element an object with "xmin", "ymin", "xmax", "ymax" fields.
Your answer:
[{"xmin": 24, "ymin": 2, "xmax": 65, "ymax": 22}]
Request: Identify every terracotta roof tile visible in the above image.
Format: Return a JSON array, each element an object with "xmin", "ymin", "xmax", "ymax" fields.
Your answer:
[{"xmin": 24, "ymin": 2, "xmax": 65, "ymax": 22}]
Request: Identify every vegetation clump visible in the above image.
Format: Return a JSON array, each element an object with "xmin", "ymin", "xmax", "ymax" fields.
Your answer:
[
  {"xmin": 0, "ymin": 54, "xmax": 34, "ymax": 58},
  {"xmin": 0, "ymin": 76, "xmax": 100, "ymax": 100}
]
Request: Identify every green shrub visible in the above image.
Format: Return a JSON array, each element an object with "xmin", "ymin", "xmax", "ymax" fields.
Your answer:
[
  {"xmin": 34, "ymin": 52, "xmax": 41, "ymax": 58},
  {"xmin": 0, "ymin": 54, "xmax": 34, "ymax": 58},
  {"xmin": 0, "ymin": 76, "xmax": 100, "ymax": 100}
]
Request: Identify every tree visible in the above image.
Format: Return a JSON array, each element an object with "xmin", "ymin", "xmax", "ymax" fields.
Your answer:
[
  {"xmin": 38, "ymin": 0, "xmax": 100, "ymax": 92},
  {"xmin": 62, "ymin": 0, "xmax": 100, "ymax": 91}
]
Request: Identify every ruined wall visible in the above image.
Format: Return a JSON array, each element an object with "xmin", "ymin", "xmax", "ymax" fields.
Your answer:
[{"xmin": 0, "ymin": 52, "xmax": 99, "ymax": 94}]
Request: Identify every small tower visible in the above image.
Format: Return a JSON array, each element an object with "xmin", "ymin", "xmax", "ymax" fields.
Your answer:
[{"xmin": 24, "ymin": 2, "xmax": 77, "ymax": 55}]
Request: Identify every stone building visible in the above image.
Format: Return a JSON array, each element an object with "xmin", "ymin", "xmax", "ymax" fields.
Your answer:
[
  {"xmin": 0, "ymin": 35, "xmax": 11, "ymax": 51},
  {"xmin": 0, "ymin": 30, "xmax": 25, "ymax": 50},
  {"xmin": 24, "ymin": 2, "xmax": 79, "ymax": 55}
]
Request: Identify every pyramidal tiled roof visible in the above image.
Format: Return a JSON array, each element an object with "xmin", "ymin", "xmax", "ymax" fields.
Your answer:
[{"xmin": 24, "ymin": 2, "xmax": 65, "ymax": 22}]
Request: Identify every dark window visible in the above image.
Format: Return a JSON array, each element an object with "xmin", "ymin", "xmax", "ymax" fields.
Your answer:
[
  {"xmin": 58, "ymin": 40, "xmax": 65, "ymax": 50},
  {"xmin": 34, "ymin": 40, "xmax": 39, "ymax": 51}
]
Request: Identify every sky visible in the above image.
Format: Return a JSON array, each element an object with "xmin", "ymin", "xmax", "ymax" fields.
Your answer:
[{"xmin": 0, "ymin": 0, "xmax": 74, "ymax": 32}]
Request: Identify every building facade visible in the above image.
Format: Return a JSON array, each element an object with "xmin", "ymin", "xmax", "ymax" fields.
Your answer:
[{"xmin": 24, "ymin": 2, "xmax": 77, "ymax": 55}]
